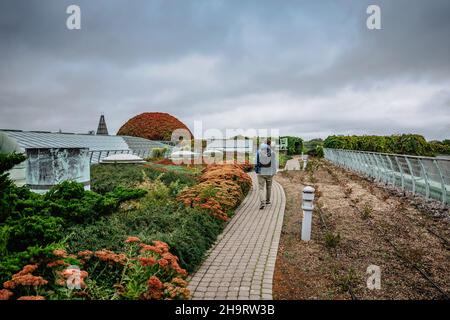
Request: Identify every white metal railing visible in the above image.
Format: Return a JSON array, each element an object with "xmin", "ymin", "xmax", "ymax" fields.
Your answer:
[{"xmin": 324, "ymin": 148, "xmax": 450, "ymax": 204}]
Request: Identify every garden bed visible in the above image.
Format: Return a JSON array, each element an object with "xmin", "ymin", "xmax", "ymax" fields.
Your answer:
[
  {"xmin": 0, "ymin": 154, "xmax": 251, "ymax": 300},
  {"xmin": 273, "ymin": 158, "xmax": 450, "ymax": 300}
]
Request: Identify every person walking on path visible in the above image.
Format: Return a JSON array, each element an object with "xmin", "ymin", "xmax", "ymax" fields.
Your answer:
[{"xmin": 255, "ymin": 138, "xmax": 278, "ymax": 210}]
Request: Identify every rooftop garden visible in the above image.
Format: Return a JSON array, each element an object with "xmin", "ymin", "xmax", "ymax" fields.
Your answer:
[{"xmin": 0, "ymin": 153, "xmax": 251, "ymax": 300}]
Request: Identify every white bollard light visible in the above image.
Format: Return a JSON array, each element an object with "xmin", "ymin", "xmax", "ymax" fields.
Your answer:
[
  {"xmin": 302, "ymin": 158, "xmax": 308, "ymax": 171},
  {"xmin": 301, "ymin": 186, "xmax": 315, "ymax": 241}
]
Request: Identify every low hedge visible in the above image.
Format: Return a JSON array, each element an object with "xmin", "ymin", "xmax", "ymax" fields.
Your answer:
[
  {"xmin": 281, "ymin": 136, "xmax": 303, "ymax": 155},
  {"xmin": 323, "ymin": 134, "xmax": 437, "ymax": 156},
  {"xmin": 91, "ymin": 163, "xmax": 196, "ymax": 194}
]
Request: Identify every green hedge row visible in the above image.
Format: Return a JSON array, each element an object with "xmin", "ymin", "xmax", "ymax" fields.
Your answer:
[
  {"xmin": 281, "ymin": 136, "xmax": 303, "ymax": 155},
  {"xmin": 323, "ymin": 134, "xmax": 450, "ymax": 156}
]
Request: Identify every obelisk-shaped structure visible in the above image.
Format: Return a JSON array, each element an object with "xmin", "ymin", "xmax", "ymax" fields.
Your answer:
[{"xmin": 96, "ymin": 114, "xmax": 109, "ymax": 135}]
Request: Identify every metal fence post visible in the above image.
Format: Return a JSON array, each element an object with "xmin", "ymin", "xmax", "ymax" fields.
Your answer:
[
  {"xmin": 404, "ymin": 157, "xmax": 416, "ymax": 195},
  {"xmin": 394, "ymin": 156, "xmax": 405, "ymax": 191},
  {"xmin": 385, "ymin": 155, "xmax": 396, "ymax": 186},
  {"xmin": 418, "ymin": 159, "xmax": 430, "ymax": 199},
  {"xmin": 434, "ymin": 160, "xmax": 447, "ymax": 204}
]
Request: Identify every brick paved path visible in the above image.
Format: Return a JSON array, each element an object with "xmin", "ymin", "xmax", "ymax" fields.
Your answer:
[{"xmin": 188, "ymin": 172, "xmax": 286, "ymax": 300}]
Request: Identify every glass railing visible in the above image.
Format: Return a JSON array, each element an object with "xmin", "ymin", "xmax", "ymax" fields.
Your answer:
[{"xmin": 324, "ymin": 148, "xmax": 450, "ymax": 204}]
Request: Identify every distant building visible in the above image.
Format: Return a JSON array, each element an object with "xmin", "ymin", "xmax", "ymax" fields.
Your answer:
[{"xmin": 96, "ymin": 114, "xmax": 109, "ymax": 135}]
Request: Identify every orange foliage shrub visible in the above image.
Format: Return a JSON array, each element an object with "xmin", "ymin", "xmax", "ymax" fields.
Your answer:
[
  {"xmin": 200, "ymin": 164, "xmax": 252, "ymax": 194},
  {"xmin": 178, "ymin": 164, "xmax": 252, "ymax": 221}
]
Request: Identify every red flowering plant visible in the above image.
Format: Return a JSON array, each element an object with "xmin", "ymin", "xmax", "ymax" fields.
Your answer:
[
  {"xmin": 113, "ymin": 237, "xmax": 190, "ymax": 300},
  {"xmin": 1, "ymin": 264, "xmax": 48, "ymax": 300},
  {"xmin": 1, "ymin": 238, "xmax": 189, "ymax": 300},
  {"xmin": 46, "ymin": 238, "xmax": 189, "ymax": 300}
]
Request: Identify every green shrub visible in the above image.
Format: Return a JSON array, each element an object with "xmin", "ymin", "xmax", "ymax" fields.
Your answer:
[
  {"xmin": 278, "ymin": 153, "xmax": 293, "ymax": 169},
  {"xmin": 146, "ymin": 180, "xmax": 170, "ymax": 202},
  {"xmin": 90, "ymin": 164, "xmax": 197, "ymax": 194},
  {"xmin": 306, "ymin": 145, "xmax": 324, "ymax": 158},
  {"xmin": 281, "ymin": 136, "xmax": 303, "ymax": 155},
  {"xmin": 6, "ymin": 215, "xmax": 65, "ymax": 251},
  {"xmin": 151, "ymin": 147, "xmax": 168, "ymax": 159},
  {"xmin": 0, "ymin": 243, "xmax": 63, "ymax": 284},
  {"xmin": 107, "ymin": 186, "xmax": 148, "ymax": 202},
  {"xmin": 323, "ymin": 134, "xmax": 434, "ymax": 156},
  {"xmin": 143, "ymin": 166, "xmax": 196, "ymax": 187},
  {"xmin": 0, "ymin": 152, "xmax": 148, "ymax": 283},
  {"xmin": 315, "ymin": 145, "xmax": 324, "ymax": 158},
  {"xmin": 361, "ymin": 203, "xmax": 373, "ymax": 220},
  {"xmin": 324, "ymin": 232, "xmax": 341, "ymax": 249},
  {"xmin": 90, "ymin": 164, "xmax": 145, "ymax": 194},
  {"xmin": 304, "ymin": 138, "xmax": 324, "ymax": 154},
  {"xmin": 0, "ymin": 152, "xmax": 27, "ymax": 223},
  {"xmin": 0, "ymin": 152, "xmax": 27, "ymax": 173},
  {"xmin": 0, "ymin": 225, "xmax": 10, "ymax": 256},
  {"xmin": 66, "ymin": 203, "xmax": 223, "ymax": 272},
  {"xmin": 333, "ymin": 268, "xmax": 358, "ymax": 293},
  {"xmin": 429, "ymin": 140, "xmax": 450, "ymax": 155}
]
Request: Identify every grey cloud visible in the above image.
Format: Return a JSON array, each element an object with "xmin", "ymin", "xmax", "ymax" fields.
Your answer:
[{"xmin": 0, "ymin": 0, "xmax": 449, "ymax": 140}]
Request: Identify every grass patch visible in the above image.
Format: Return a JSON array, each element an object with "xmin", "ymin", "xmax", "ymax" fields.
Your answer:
[
  {"xmin": 361, "ymin": 203, "xmax": 373, "ymax": 220},
  {"xmin": 324, "ymin": 232, "xmax": 341, "ymax": 249}
]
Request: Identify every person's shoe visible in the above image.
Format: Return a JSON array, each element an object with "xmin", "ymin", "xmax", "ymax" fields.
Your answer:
[
  {"xmin": 266, "ymin": 200, "xmax": 271, "ymax": 205},
  {"xmin": 259, "ymin": 203, "xmax": 265, "ymax": 210}
]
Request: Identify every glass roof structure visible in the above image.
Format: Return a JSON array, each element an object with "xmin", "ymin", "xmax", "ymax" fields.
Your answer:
[
  {"xmin": 0, "ymin": 130, "xmax": 171, "ymax": 158},
  {"xmin": 121, "ymin": 135, "xmax": 171, "ymax": 153}
]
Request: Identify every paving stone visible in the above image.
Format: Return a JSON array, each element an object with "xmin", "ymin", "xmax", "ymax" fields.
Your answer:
[
  {"xmin": 187, "ymin": 173, "xmax": 285, "ymax": 301},
  {"xmin": 262, "ymin": 288, "xmax": 272, "ymax": 295}
]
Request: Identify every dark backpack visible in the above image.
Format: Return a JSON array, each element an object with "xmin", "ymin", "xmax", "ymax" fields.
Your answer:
[{"xmin": 257, "ymin": 146, "xmax": 272, "ymax": 169}]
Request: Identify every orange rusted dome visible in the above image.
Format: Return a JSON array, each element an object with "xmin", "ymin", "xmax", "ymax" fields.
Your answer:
[{"xmin": 117, "ymin": 112, "xmax": 192, "ymax": 141}]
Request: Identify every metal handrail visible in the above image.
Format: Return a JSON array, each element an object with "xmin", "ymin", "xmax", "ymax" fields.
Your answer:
[{"xmin": 328, "ymin": 148, "xmax": 450, "ymax": 162}]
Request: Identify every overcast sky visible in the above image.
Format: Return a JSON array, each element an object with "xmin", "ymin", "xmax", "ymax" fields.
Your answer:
[{"xmin": 0, "ymin": 0, "xmax": 449, "ymax": 140}]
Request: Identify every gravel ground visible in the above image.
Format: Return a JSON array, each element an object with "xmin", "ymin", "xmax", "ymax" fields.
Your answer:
[{"xmin": 272, "ymin": 158, "xmax": 450, "ymax": 300}]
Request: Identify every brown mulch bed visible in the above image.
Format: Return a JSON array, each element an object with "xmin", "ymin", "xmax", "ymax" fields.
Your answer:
[{"xmin": 273, "ymin": 158, "xmax": 450, "ymax": 300}]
